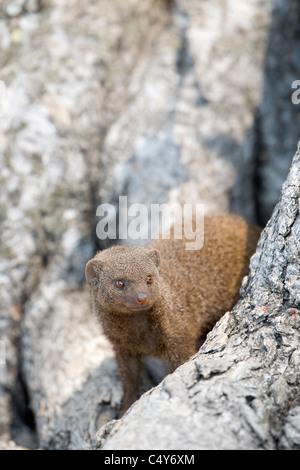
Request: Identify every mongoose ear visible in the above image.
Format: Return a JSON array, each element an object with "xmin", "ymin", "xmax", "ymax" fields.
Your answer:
[
  {"xmin": 85, "ymin": 258, "xmax": 101, "ymax": 288},
  {"xmin": 148, "ymin": 249, "xmax": 161, "ymax": 267}
]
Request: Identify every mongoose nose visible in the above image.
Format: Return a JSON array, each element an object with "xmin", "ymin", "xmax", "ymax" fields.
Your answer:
[{"xmin": 136, "ymin": 293, "xmax": 148, "ymax": 305}]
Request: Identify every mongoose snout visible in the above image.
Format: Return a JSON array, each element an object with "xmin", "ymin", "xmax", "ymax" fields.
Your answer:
[{"xmin": 136, "ymin": 293, "xmax": 148, "ymax": 305}]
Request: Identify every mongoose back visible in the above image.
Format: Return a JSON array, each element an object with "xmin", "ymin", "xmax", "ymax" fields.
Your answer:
[{"xmin": 85, "ymin": 213, "xmax": 260, "ymax": 415}]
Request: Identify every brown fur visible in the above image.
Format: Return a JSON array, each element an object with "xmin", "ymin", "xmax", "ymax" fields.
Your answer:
[{"xmin": 85, "ymin": 214, "xmax": 260, "ymax": 415}]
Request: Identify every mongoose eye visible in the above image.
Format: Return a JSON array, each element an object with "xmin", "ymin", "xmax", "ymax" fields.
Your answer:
[
  {"xmin": 146, "ymin": 275, "xmax": 153, "ymax": 285},
  {"xmin": 115, "ymin": 280, "xmax": 125, "ymax": 289}
]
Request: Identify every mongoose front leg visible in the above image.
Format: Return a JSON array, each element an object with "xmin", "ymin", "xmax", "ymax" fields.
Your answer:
[
  {"xmin": 165, "ymin": 337, "xmax": 197, "ymax": 372},
  {"xmin": 114, "ymin": 348, "xmax": 142, "ymax": 417}
]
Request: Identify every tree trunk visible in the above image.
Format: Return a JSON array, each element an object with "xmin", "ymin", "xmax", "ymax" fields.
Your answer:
[
  {"xmin": 97, "ymin": 143, "xmax": 300, "ymax": 450},
  {"xmin": 1, "ymin": 0, "xmax": 300, "ymax": 450}
]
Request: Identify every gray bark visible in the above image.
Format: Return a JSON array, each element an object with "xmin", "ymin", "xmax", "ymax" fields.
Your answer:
[
  {"xmin": 253, "ymin": 0, "xmax": 300, "ymax": 225},
  {"xmin": 98, "ymin": 144, "xmax": 300, "ymax": 450}
]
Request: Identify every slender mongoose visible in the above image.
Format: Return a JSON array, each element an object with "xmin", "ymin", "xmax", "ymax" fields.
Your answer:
[{"xmin": 86, "ymin": 213, "xmax": 260, "ymax": 415}]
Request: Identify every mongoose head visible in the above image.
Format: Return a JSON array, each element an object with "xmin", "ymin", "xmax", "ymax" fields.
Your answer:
[{"xmin": 85, "ymin": 246, "xmax": 161, "ymax": 314}]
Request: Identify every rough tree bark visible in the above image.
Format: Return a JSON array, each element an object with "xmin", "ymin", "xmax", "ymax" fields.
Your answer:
[
  {"xmin": 96, "ymin": 143, "xmax": 300, "ymax": 450},
  {"xmin": 1, "ymin": 0, "xmax": 299, "ymax": 450}
]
